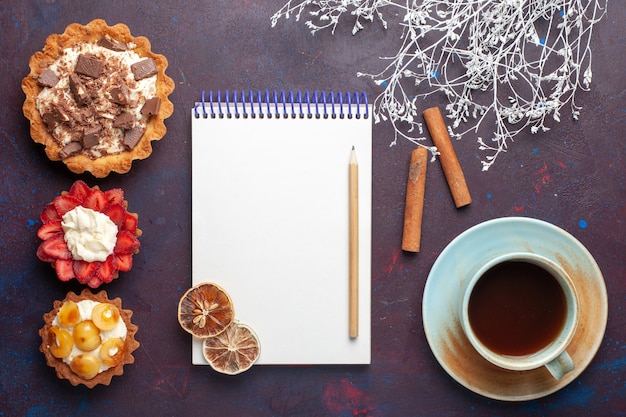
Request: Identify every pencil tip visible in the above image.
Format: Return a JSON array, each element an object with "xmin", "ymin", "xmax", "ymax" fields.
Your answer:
[{"xmin": 350, "ymin": 146, "xmax": 357, "ymax": 164}]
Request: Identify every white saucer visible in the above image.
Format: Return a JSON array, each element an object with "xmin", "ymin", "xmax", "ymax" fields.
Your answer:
[{"xmin": 422, "ymin": 217, "xmax": 608, "ymax": 401}]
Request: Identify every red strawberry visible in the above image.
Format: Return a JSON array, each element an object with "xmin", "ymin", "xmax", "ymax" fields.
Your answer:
[
  {"xmin": 36, "ymin": 242, "xmax": 52, "ymax": 263},
  {"xmin": 114, "ymin": 253, "xmax": 133, "ymax": 271},
  {"xmin": 86, "ymin": 275, "xmax": 104, "ymax": 289},
  {"xmin": 54, "ymin": 259, "xmax": 75, "ymax": 281},
  {"xmin": 68, "ymin": 180, "xmax": 91, "ymax": 201},
  {"xmin": 114, "ymin": 230, "xmax": 140, "ymax": 254},
  {"xmin": 74, "ymin": 260, "xmax": 98, "ymax": 284},
  {"xmin": 38, "ymin": 233, "xmax": 71, "ymax": 261},
  {"xmin": 96, "ymin": 256, "xmax": 116, "ymax": 283},
  {"xmin": 82, "ymin": 189, "xmax": 106, "ymax": 211},
  {"xmin": 105, "ymin": 188, "xmax": 124, "ymax": 205},
  {"xmin": 101, "ymin": 204, "xmax": 126, "ymax": 228},
  {"xmin": 123, "ymin": 213, "xmax": 138, "ymax": 233},
  {"xmin": 40, "ymin": 203, "xmax": 60, "ymax": 223},
  {"xmin": 37, "ymin": 220, "xmax": 63, "ymax": 240},
  {"xmin": 53, "ymin": 195, "xmax": 81, "ymax": 216}
]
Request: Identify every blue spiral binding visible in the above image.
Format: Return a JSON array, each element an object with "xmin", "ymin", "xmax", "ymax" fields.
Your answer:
[
  {"xmin": 288, "ymin": 91, "xmax": 295, "ymax": 118},
  {"xmin": 194, "ymin": 90, "xmax": 369, "ymax": 120},
  {"xmin": 297, "ymin": 91, "xmax": 304, "ymax": 118}
]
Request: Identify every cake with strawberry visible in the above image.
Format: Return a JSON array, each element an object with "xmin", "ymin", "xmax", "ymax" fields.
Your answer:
[
  {"xmin": 39, "ymin": 288, "xmax": 139, "ymax": 388},
  {"xmin": 37, "ymin": 180, "xmax": 141, "ymax": 288},
  {"xmin": 21, "ymin": 19, "xmax": 174, "ymax": 177}
]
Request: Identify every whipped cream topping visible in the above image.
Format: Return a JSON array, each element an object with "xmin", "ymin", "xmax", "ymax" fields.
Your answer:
[
  {"xmin": 36, "ymin": 41, "xmax": 157, "ymax": 158},
  {"xmin": 62, "ymin": 206, "xmax": 118, "ymax": 262},
  {"xmin": 53, "ymin": 300, "xmax": 128, "ymax": 373}
]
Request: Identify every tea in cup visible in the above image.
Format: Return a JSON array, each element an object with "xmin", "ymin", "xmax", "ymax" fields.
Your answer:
[{"xmin": 460, "ymin": 252, "xmax": 578, "ymax": 379}]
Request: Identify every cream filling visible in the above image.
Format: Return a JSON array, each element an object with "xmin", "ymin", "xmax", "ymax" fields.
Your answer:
[
  {"xmin": 62, "ymin": 206, "xmax": 118, "ymax": 262},
  {"xmin": 52, "ymin": 300, "xmax": 128, "ymax": 373}
]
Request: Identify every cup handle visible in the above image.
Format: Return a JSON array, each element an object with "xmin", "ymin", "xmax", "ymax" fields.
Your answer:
[{"xmin": 545, "ymin": 351, "xmax": 574, "ymax": 380}]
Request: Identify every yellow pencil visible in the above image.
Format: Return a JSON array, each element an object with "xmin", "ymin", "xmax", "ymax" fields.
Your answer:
[{"xmin": 349, "ymin": 146, "xmax": 359, "ymax": 338}]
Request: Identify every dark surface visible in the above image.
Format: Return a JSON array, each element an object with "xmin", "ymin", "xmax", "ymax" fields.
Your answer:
[{"xmin": 1, "ymin": 1, "xmax": 624, "ymax": 416}]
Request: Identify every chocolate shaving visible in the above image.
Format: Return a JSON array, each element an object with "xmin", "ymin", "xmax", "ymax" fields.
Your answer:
[
  {"xmin": 59, "ymin": 141, "xmax": 82, "ymax": 159},
  {"xmin": 76, "ymin": 107, "xmax": 95, "ymax": 123},
  {"xmin": 69, "ymin": 74, "xmax": 91, "ymax": 107},
  {"xmin": 82, "ymin": 126, "xmax": 101, "ymax": 148},
  {"xmin": 75, "ymin": 54, "xmax": 103, "ymax": 78},
  {"xmin": 109, "ymin": 86, "xmax": 130, "ymax": 105},
  {"xmin": 37, "ymin": 69, "xmax": 60, "ymax": 88},
  {"xmin": 56, "ymin": 104, "xmax": 71, "ymax": 122},
  {"xmin": 131, "ymin": 58, "xmax": 157, "ymax": 80},
  {"xmin": 140, "ymin": 97, "xmax": 161, "ymax": 117},
  {"xmin": 42, "ymin": 113, "xmax": 66, "ymax": 132},
  {"xmin": 113, "ymin": 112, "xmax": 136, "ymax": 129},
  {"xmin": 123, "ymin": 126, "xmax": 144, "ymax": 149},
  {"xmin": 42, "ymin": 112, "xmax": 58, "ymax": 130},
  {"xmin": 97, "ymin": 35, "xmax": 128, "ymax": 52},
  {"xmin": 42, "ymin": 105, "xmax": 71, "ymax": 130}
]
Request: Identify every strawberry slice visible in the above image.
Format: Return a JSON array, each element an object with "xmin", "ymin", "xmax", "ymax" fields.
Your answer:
[
  {"xmin": 40, "ymin": 203, "xmax": 60, "ymax": 223},
  {"xmin": 68, "ymin": 180, "xmax": 91, "ymax": 201},
  {"xmin": 73, "ymin": 260, "xmax": 98, "ymax": 284},
  {"xmin": 114, "ymin": 253, "xmax": 133, "ymax": 271},
  {"xmin": 96, "ymin": 256, "xmax": 116, "ymax": 284},
  {"xmin": 86, "ymin": 275, "xmax": 104, "ymax": 289},
  {"xmin": 105, "ymin": 188, "xmax": 124, "ymax": 206},
  {"xmin": 123, "ymin": 213, "xmax": 138, "ymax": 234},
  {"xmin": 101, "ymin": 204, "xmax": 126, "ymax": 228},
  {"xmin": 54, "ymin": 259, "xmax": 75, "ymax": 281},
  {"xmin": 82, "ymin": 189, "xmax": 106, "ymax": 211},
  {"xmin": 53, "ymin": 195, "xmax": 81, "ymax": 216},
  {"xmin": 36, "ymin": 243, "xmax": 54, "ymax": 263},
  {"xmin": 38, "ymin": 233, "xmax": 71, "ymax": 261},
  {"xmin": 37, "ymin": 220, "xmax": 63, "ymax": 240},
  {"xmin": 114, "ymin": 230, "xmax": 140, "ymax": 254}
]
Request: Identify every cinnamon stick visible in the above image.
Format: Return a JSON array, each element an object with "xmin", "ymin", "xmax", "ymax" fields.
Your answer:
[
  {"xmin": 423, "ymin": 107, "xmax": 472, "ymax": 208},
  {"xmin": 402, "ymin": 147, "xmax": 428, "ymax": 252}
]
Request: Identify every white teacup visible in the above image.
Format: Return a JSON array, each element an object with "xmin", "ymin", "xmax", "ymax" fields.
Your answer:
[{"xmin": 460, "ymin": 252, "xmax": 579, "ymax": 380}]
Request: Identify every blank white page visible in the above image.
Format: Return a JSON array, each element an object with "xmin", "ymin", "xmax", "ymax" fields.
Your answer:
[{"xmin": 191, "ymin": 96, "xmax": 371, "ymax": 365}]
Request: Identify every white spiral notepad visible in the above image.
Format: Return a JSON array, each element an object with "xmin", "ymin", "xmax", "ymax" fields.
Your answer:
[{"xmin": 191, "ymin": 90, "xmax": 372, "ymax": 365}]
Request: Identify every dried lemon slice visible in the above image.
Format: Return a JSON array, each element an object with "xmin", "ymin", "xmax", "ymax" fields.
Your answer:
[
  {"xmin": 178, "ymin": 282, "xmax": 235, "ymax": 338},
  {"xmin": 202, "ymin": 320, "xmax": 261, "ymax": 375}
]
